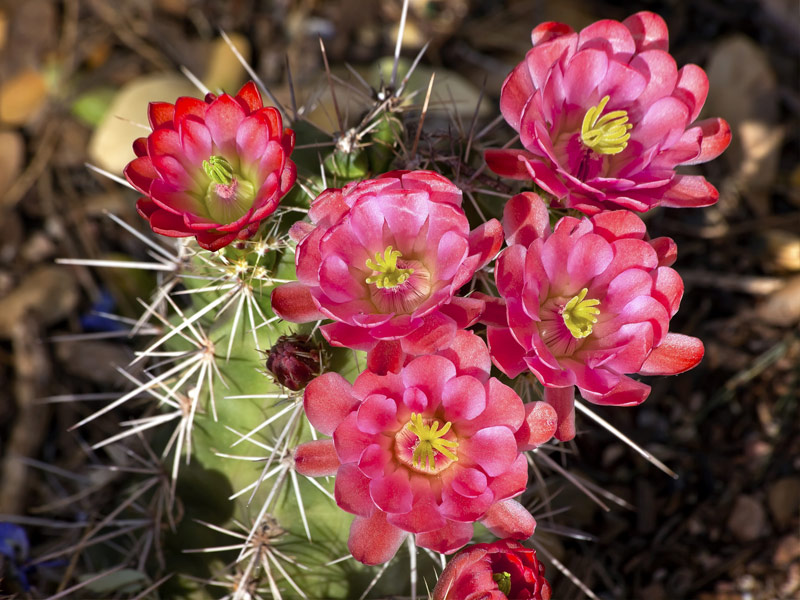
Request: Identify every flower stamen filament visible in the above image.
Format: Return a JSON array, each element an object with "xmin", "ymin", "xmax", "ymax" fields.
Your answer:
[
  {"xmin": 561, "ymin": 288, "xmax": 600, "ymax": 339},
  {"xmin": 581, "ymin": 95, "xmax": 632, "ymax": 155},
  {"xmin": 406, "ymin": 413, "xmax": 458, "ymax": 471},
  {"xmin": 365, "ymin": 246, "xmax": 415, "ymax": 289}
]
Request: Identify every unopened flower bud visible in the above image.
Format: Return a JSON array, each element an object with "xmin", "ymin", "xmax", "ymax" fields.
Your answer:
[{"xmin": 265, "ymin": 335, "xmax": 320, "ymax": 391}]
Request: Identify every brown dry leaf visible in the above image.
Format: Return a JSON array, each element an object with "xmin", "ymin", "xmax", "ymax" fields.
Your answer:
[
  {"xmin": 88, "ymin": 73, "xmax": 199, "ymax": 174},
  {"xmin": 0, "ymin": 69, "xmax": 48, "ymax": 125},
  {"xmin": 705, "ymin": 35, "xmax": 782, "ymax": 215},
  {"xmin": 755, "ymin": 275, "xmax": 800, "ymax": 326},
  {"xmin": 0, "ymin": 266, "xmax": 79, "ymax": 338},
  {"xmin": 0, "ymin": 130, "xmax": 24, "ymax": 194},
  {"xmin": 204, "ymin": 33, "xmax": 251, "ymax": 95}
]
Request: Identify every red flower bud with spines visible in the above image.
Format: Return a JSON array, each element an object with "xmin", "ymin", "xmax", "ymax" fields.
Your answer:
[
  {"xmin": 265, "ymin": 335, "xmax": 320, "ymax": 392},
  {"xmin": 124, "ymin": 81, "xmax": 296, "ymax": 251},
  {"xmin": 433, "ymin": 539, "xmax": 552, "ymax": 600}
]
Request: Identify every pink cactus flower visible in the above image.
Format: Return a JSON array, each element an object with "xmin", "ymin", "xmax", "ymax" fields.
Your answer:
[
  {"xmin": 124, "ymin": 81, "xmax": 296, "ymax": 251},
  {"xmin": 485, "ymin": 11, "xmax": 731, "ymax": 214},
  {"xmin": 271, "ymin": 171, "xmax": 503, "ymax": 373},
  {"xmin": 485, "ymin": 192, "xmax": 703, "ymax": 441},
  {"xmin": 432, "ymin": 539, "xmax": 552, "ymax": 600},
  {"xmin": 292, "ymin": 332, "xmax": 557, "ymax": 565}
]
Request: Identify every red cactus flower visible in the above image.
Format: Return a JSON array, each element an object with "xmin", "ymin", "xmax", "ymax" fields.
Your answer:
[
  {"xmin": 486, "ymin": 11, "xmax": 731, "ymax": 214},
  {"xmin": 271, "ymin": 170, "xmax": 502, "ymax": 373},
  {"xmin": 485, "ymin": 192, "xmax": 703, "ymax": 441},
  {"xmin": 432, "ymin": 539, "xmax": 552, "ymax": 600},
  {"xmin": 292, "ymin": 332, "xmax": 555, "ymax": 565},
  {"xmin": 124, "ymin": 81, "xmax": 296, "ymax": 251}
]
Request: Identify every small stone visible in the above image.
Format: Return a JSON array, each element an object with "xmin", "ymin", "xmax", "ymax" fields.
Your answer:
[
  {"xmin": 726, "ymin": 495, "xmax": 767, "ymax": 542},
  {"xmin": 773, "ymin": 534, "xmax": 800, "ymax": 568},
  {"xmin": 767, "ymin": 477, "xmax": 800, "ymax": 528}
]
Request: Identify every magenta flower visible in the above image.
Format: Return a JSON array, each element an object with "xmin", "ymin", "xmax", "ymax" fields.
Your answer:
[
  {"xmin": 485, "ymin": 11, "xmax": 731, "ymax": 214},
  {"xmin": 292, "ymin": 332, "xmax": 554, "ymax": 565},
  {"xmin": 124, "ymin": 81, "xmax": 296, "ymax": 251},
  {"xmin": 432, "ymin": 539, "xmax": 552, "ymax": 600},
  {"xmin": 485, "ymin": 193, "xmax": 703, "ymax": 441},
  {"xmin": 271, "ymin": 171, "xmax": 503, "ymax": 373}
]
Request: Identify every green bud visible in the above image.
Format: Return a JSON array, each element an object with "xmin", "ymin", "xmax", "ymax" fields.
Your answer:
[{"xmin": 324, "ymin": 147, "xmax": 370, "ymax": 180}]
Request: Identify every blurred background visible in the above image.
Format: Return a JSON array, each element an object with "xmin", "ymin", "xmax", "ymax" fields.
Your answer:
[{"xmin": 0, "ymin": 0, "xmax": 798, "ymax": 598}]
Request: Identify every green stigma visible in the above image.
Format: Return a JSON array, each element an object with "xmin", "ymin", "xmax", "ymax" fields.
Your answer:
[
  {"xmin": 203, "ymin": 155, "xmax": 234, "ymax": 185},
  {"xmin": 562, "ymin": 288, "xmax": 600, "ymax": 339},
  {"xmin": 406, "ymin": 413, "xmax": 458, "ymax": 472},
  {"xmin": 493, "ymin": 571, "xmax": 512, "ymax": 596},
  {"xmin": 365, "ymin": 246, "xmax": 415, "ymax": 289},
  {"xmin": 581, "ymin": 95, "xmax": 632, "ymax": 155}
]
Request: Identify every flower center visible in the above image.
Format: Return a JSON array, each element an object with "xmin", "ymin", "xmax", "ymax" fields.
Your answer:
[
  {"xmin": 202, "ymin": 155, "xmax": 256, "ymax": 224},
  {"xmin": 365, "ymin": 246, "xmax": 415, "ymax": 289},
  {"xmin": 561, "ymin": 288, "xmax": 600, "ymax": 338},
  {"xmin": 203, "ymin": 155, "xmax": 234, "ymax": 184},
  {"xmin": 580, "ymin": 95, "xmax": 632, "ymax": 155},
  {"xmin": 493, "ymin": 571, "xmax": 512, "ymax": 596},
  {"xmin": 402, "ymin": 413, "xmax": 458, "ymax": 472}
]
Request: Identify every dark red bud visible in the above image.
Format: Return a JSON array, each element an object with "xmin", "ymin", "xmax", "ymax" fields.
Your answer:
[{"xmin": 265, "ymin": 335, "xmax": 320, "ymax": 391}]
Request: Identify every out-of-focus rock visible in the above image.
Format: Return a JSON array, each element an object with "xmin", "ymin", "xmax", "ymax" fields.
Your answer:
[
  {"xmin": 88, "ymin": 74, "xmax": 199, "ymax": 175},
  {"xmin": 55, "ymin": 340, "xmax": 137, "ymax": 387},
  {"xmin": 0, "ymin": 69, "xmax": 48, "ymax": 125},
  {"xmin": 768, "ymin": 477, "xmax": 800, "ymax": 528},
  {"xmin": 0, "ymin": 266, "xmax": 79, "ymax": 337},
  {"xmin": 0, "ymin": 130, "xmax": 24, "ymax": 197},
  {"xmin": 756, "ymin": 275, "xmax": 800, "ymax": 326},
  {"xmin": 705, "ymin": 36, "xmax": 782, "ymax": 215},
  {"xmin": 726, "ymin": 495, "xmax": 767, "ymax": 542},
  {"xmin": 762, "ymin": 230, "xmax": 800, "ymax": 273},
  {"xmin": 774, "ymin": 535, "xmax": 800, "ymax": 568},
  {"xmin": 205, "ymin": 33, "xmax": 250, "ymax": 95}
]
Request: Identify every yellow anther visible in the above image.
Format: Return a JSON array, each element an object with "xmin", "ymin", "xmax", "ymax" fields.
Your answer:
[
  {"xmin": 406, "ymin": 413, "xmax": 458, "ymax": 471},
  {"xmin": 580, "ymin": 95, "xmax": 632, "ymax": 155},
  {"xmin": 562, "ymin": 288, "xmax": 601, "ymax": 339},
  {"xmin": 365, "ymin": 246, "xmax": 415, "ymax": 289}
]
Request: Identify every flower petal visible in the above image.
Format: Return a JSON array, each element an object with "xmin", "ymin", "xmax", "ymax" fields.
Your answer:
[
  {"xmin": 335, "ymin": 463, "xmax": 374, "ymax": 518},
  {"xmin": 481, "ymin": 499, "xmax": 536, "ymax": 540},
  {"xmin": 271, "ymin": 282, "xmax": 324, "ymax": 323},
  {"xmin": 293, "ymin": 439, "xmax": 339, "ymax": 477},
  {"xmin": 461, "ymin": 426, "xmax": 518, "ymax": 477},
  {"xmin": 415, "ymin": 520, "xmax": 474, "ymax": 555},
  {"xmin": 304, "ymin": 372, "xmax": 358, "ymax": 436},
  {"xmin": 640, "ymin": 333, "xmax": 703, "ymax": 375},
  {"xmin": 348, "ymin": 510, "xmax": 407, "ymax": 565}
]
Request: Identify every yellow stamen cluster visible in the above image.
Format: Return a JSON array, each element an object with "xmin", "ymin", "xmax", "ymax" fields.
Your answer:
[
  {"xmin": 365, "ymin": 246, "xmax": 415, "ymax": 289},
  {"xmin": 580, "ymin": 95, "xmax": 632, "ymax": 155},
  {"xmin": 562, "ymin": 288, "xmax": 601, "ymax": 339},
  {"xmin": 406, "ymin": 413, "xmax": 458, "ymax": 471}
]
